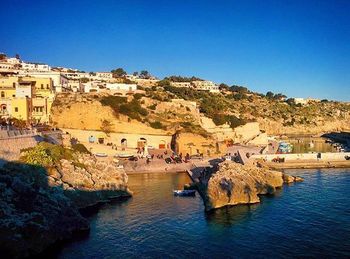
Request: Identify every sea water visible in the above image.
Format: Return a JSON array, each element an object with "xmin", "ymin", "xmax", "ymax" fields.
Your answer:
[{"xmin": 57, "ymin": 169, "xmax": 350, "ymax": 258}]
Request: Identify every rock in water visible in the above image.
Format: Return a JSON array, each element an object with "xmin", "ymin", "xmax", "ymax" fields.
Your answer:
[
  {"xmin": 199, "ymin": 161, "xmax": 284, "ymax": 211},
  {"xmin": 282, "ymin": 174, "xmax": 304, "ymax": 184}
]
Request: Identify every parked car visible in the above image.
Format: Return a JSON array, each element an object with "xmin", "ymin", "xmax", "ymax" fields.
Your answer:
[
  {"xmin": 190, "ymin": 154, "xmax": 203, "ymax": 160},
  {"xmin": 174, "ymin": 156, "xmax": 182, "ymax": 163},
  {"xmin": 165, "ymin": 157, "xmax": 172, "ymax": 164},
  {"xmin": 129, "ymin": 156, "xmax": 138, "ymax": 161}
]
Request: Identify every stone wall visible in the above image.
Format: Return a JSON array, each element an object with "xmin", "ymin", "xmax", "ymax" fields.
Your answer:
[
  {"xmin": 62, "ymin": 128, "xmax": 172, "ymax": 150},
  {"xmin": 0, "ymin": 135, "xmax": 42, "ymax": 162},
  {"xmin": 251, "ymin": 152, "xmax": 350, "ymax": 161},
  {"xmin": 233, "ymin": 122, "xmax": 261, "ymax": 143},
  {"xmin": 175, "ymin": 133, "xmax": 225, "ymax": 156}
]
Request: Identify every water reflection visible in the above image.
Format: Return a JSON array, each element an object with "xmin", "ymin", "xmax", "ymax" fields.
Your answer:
[
  {"xmin": 283, "ymin": 137, "xmax": 336, "ymax": 153},
  {"xmin": 205, "ymin": 203, "xmax": 260, "ymax": 227}
]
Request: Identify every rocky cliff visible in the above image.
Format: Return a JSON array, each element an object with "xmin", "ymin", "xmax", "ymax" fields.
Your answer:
[
  {"xmin": 0, "ymin": 153, "xmax": 131, "ymax": 258},
  {"xmin": 197, "ymin": 161, "xmax": 302, "ymax": 211}
]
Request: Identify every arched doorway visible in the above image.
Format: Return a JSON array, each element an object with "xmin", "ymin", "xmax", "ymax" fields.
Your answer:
[
  {"xmin": 159, "ymin": 140, "xmax": 166, "ymax": 149},
  {"xmin": 121, "ymin": 138, "xmax": 127, "ymax": 150},
  {"xmin": 137, "ymin": 138, "xmax": 147, "ymax": 148}
]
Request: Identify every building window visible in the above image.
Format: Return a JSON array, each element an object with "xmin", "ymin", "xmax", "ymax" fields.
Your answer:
[
  {"xmin": 15, "ymin": 107, "xmax": 18, "ymax": 112},
  {"xmin": 12, "ymin": 82, "xmax": 15, "ymax": 88},
  {"xmin": 46, "ymin": 84, "xmax": 49, "ymax": 89},
  {"xmin": 0, "ymin": 91, "xmax": 4, "ymax": 98},
  {"xmin": 41, "ymin": 84, "xmax": 44, "ymax": 89}
]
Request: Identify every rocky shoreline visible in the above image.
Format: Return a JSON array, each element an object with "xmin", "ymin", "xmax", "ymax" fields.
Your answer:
[
  {"xmin": 193, "ymin": 161, "xmax": 302, "ymax": 211},
  {"xmin": 0, "ymin": 154, "xmax": 131, "ymax": 258}
]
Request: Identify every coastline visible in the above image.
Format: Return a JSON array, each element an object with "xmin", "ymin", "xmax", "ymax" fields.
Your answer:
[{"xmin": 262, "ymin": 160, "xmax": 350, "ymax": 170}]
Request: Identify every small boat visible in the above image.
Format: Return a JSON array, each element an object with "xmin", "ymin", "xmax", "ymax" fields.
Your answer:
[
  {"xmin": 95, "ymin": 153, "xmax": 108, "ymax": 157},
  {"xmin": 173, "ymin": 190, "xmax": 196, "ymax": 196},
  {"xmin": 117, "ymin": 154, "xmax": 134, "ymax": 158}
]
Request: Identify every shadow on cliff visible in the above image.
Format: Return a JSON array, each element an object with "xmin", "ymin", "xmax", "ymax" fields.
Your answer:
[
  {"xmin": 0, "ymin": 158, "xmax": 131, "ymax": 259},
  {"xmin": 322, "ymin": 132, "xmax": 350, "ymax": 144}
]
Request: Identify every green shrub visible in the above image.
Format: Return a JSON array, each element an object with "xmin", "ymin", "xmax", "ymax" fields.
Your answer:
[
  {"xmin": 100, "ymin": 95, "xmax": 127, "ymax": 111},
  {"xmin": 149, "ymin": 121, "xmax": 165, "ymax": 129},
  {"xmin": 119, "ymin": 99, "xmax": 148, "ymax": 120},
  {"xmin": 148, "ymin": 103, "xmax": 157, "ymax": 110},
  {"xmin": 134, "ymin": 93, "xmax": 144, "ymax": 100},
  {"xmin": 21, "ymin": 143, "xmax": 74, "ymax": 167},
  {"xmin": 71, "ymin": 143, "xmax": 90, "ymax": 154}
]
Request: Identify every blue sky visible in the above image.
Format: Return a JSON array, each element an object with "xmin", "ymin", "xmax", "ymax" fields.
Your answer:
[{"xmin": 1, "ymin": 0, "xmax": 349, "ymax": 101}]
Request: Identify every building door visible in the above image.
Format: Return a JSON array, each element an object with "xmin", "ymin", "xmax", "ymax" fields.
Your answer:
[{"xmin": 159, "ymin": 140, "xmax": 166, "ymax": 149}]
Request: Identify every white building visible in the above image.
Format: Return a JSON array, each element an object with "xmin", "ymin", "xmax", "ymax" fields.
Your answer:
[
  {"xmin": 125, "ymin": 74, "xmax": 139, "ymax": 80},
  {"xmin": 0, "ymin": 62, "xmax": 15, "ymax": 70},
  {"xmin": 191, "ymin": 80, "xmax": 220, "ymax": 93},
  {"xmin": 96, "ymin": 72, "xmax": 113, "ymax": 80},
  {"xmin": 6, "ymin": 57, "xmax": 21, "ymax": 65},
  {"xmin": 293, "ymin": 98, "xmax": 308, "ymax": 105},
  {"xmin": 68, "ymin": 81, "xmax": 83, "ymax": 92},
  {"xmin": 15, "ymin": 80, "xmax": 33, "ymax": 98},
  {"xmin": 82, "ymin": 82, "xmax": 104, "ymax": 93},
  {"xmin": 19, "ymin": 71, "xmax": 69, "ymax": 92},
  {"xmin": 170, "ymin": 82, "xmax": 192, "ymax": 88},
  {"xmin": 21, "ymin": 62, "xmax": 51, "ymax": 72},
  {"xmin": 63, "ymin": 72, "xmax": 91, "ymax": 80},
  {"xmin": 105, "ymin": 83, "xmax": 137, "ymax": 92}
]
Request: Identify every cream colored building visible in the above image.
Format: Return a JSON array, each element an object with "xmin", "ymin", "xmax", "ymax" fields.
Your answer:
[
  {"xmin": 96, "ymin": 72, "xmax": 113, "ymax": 80},
  {"xmin": 170, "ymin": 82, "xmax": 192, "ymax": 88},
  {"xmin": 18, "ymin": 71, "xmax": 69, "ymax": 92},
  {"xmin": 105, "ymin": 83, "xmax": 137, "ymax": 92},
  {"xmin": 191, "ymin": 80, "xmax": 220, "ymax": 93}
]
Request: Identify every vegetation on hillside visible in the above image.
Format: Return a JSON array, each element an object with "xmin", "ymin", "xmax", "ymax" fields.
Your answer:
[{"xmin": 21, "ymin": 142, "xmax": 89, "ymax": 168}]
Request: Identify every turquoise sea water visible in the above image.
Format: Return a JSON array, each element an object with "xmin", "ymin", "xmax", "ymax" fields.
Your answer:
[{"xmin": 57, "ymin": 169, "xmax": 350, "ymax": 258}]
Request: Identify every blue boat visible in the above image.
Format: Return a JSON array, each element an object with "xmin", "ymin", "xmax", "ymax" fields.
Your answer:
[{"xmin": 173, "ymin": 190, "xmax": 196, "ymax": 196}]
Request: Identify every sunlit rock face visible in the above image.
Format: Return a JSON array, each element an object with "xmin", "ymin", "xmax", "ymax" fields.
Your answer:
[
  {"xmin": 198, "ymin": 162, "xmax": 286, "ymax": 211},
  {"xmin": 52, "ymin": 154, "xmax": 131, "ymax": 208}
]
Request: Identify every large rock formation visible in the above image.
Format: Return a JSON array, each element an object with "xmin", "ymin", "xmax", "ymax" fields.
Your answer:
[
  {"xmin": 0, "ymin": 154, "xmax": 131, "ymax": 258},
  {"xmin": 197, "ymin": 161, "xmax": 300, "ymax": 211}
]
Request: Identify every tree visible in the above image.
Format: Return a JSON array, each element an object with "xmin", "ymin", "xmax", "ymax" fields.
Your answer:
[
  {"xmin": 133, "ymin": 71, "xmax": 139, "ymax": 76},
  {"xmin": 219, "ymin": 83, "xmax": 229, "ymax": 91},
  {"xmin": 140, "ymin": 70, "xmax": 151, "ymax": 79},
  {"xmin": 15, "ymin": 53, "xmax": 20, "ymax": 60},
  {"xmin": 100, "ymin": 119, "xmax": 113, "ymax": 136},
  {"xmin": 0, "ymin": 53, "xmax": 6, "ymax": 61},
  {"xmin": 157, "ymin": 79, "xmax": 171, "ymax": 87},
  {"xmin": 111, "ymin": 68, "xmax": 127, "ymax": 78},
  {"xmin": 273, "ymin": 93, "xmax": 287, "ymax": 101},
  {"xmin": 286, "ymin": 98, "xmax": 296, "ymax": 106},
  {"xmin": 266, "ymin": 91, "xmax": 274, "ymax": 99}
]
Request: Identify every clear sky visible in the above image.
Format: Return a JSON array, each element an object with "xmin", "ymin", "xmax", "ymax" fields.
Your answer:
[{"xmin": 1, "ymin": 0, "xmax": 349, "ymax": 101}]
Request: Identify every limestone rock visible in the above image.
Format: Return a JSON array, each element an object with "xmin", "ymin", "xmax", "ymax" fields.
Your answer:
[
  {"xmin": 282, "ymin": 174, "xmax": 304, "ymax": 184},
  {"xmin": 199, "ymin": 161, "xmax": 285, "ymax": 211}
]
